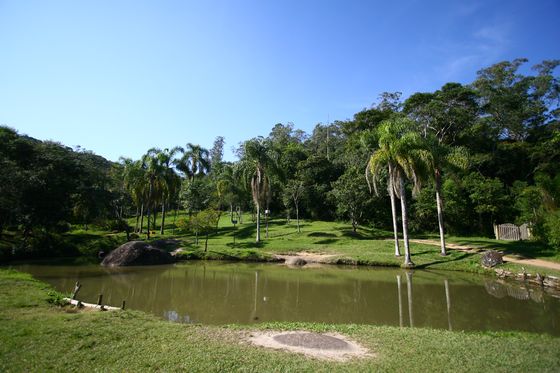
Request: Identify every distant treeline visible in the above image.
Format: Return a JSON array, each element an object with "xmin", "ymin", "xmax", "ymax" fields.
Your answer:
[{"xmin": 1, "ymin": 58, "xmax": 559, "ymax": 259}]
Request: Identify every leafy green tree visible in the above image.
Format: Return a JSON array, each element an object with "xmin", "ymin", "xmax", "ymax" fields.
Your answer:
[
  {"xmin": 282, "ymin": 178, "xmax": 305, "ymax": 232},
  {"xmin": 330, "ymin": 167, "xmax": 373, "ymax": 233},
  {"xmin": 179, "ymin": 209, "xmax": 220, "ymax": 251}
]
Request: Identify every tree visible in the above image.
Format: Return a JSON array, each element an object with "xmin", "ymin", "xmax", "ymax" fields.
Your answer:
[
  {"xmin": 177, "ymin": 143, "xmax": 211, "ymax": 181},
  {"xmin": 179, "ymin": 209, "xmax": 220, "ymax": 251},
  {"xmin": 142, "ymin": 149, "xmax": 168, "ymax": 239},
  {"xmin": 330, "ymin": 167, "xmax": 372, "ymax": 233},
  {"xmin": 367, "ymin": 116, "xmax": 431, "ymax": 267},
  {"xmin": 283, "ymin": 177, "xmax": 305, "ymax": 232},
  {"xmin": 238, "ymin": 137, "xmax": 277, "ymax": 243},
  {"xmin": 404, "ymin": 83, "xmax": 477, "ymax": 255}
]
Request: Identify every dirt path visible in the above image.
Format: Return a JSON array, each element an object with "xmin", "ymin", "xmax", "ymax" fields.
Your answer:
[{"xmin": 410, "ymin": 239, "xmax": 560, "ymax": 271}]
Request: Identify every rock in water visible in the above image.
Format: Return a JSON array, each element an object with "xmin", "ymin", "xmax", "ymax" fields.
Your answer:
[
  {"xmin": 101, "ymin": 241, "xmax": 175, "ymax": 266},
  {"xmin": 285, "ymin": 257, "xmax": 307, "ymax": 266},
  {"xmin": 480, "ymin": 250, "xmax": 503, "ymax": 268}
]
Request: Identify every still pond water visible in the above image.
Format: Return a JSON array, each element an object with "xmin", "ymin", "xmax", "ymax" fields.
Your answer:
[{"xmin": 14, "ymin": 261, "xmax": 560, "ymax": 335}]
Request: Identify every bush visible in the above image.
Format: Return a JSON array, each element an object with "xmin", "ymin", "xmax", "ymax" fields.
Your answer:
[
  {"xmin": 543, "ymin": 211, "xmax": 560, "ymax": 250},
  {"xmin": 102, "ymin": 219, "xmax": 131, "ymax": 232}
]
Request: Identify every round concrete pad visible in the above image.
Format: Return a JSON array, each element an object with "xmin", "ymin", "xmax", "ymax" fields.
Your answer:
[
  {"xmin": 273, "ymin": 332, "xmax": 349, "ymax": 350},
  {"xmin": 248, "ymin": 331, "xmax": 373, "ymax": 361}
]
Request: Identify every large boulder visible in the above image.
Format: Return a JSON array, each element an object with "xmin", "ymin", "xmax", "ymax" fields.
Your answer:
[
  {"xmin": 101, "ymin": 241, "xmax": 175, "ymax": 266},
  {"xmin": 480, "ymin": 250, "xmax": 503, "ymax": 268}
]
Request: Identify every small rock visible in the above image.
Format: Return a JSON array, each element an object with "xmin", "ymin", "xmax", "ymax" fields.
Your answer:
[
  {"xmin": 285, "ymin": 257, "xmax": 307, "ymax": 266},
  {"xmin": 481, "ymin": 250, "xmax": 503, "ymax": 268}
]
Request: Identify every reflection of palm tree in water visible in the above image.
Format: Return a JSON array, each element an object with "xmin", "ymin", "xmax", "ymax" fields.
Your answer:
[
  {"xmin": 396, "ymin": 274, "xmax": 403, "ymax": 327},
  {"xmin": 250, "ymin": 271, "xmax": 258, "ymax": 321},
  {"xmin": 406, "ymin": 271, "xmax": 414, "ymax": 327}
]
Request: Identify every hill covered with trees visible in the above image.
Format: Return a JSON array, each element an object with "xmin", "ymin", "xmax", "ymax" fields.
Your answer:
[{"xmin": 1, "ymin": 58, "xmax": 559, "ymax": 261}]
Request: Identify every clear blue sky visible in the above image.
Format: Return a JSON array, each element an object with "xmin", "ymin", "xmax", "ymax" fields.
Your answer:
[{"xmin": 1, "ymin": 0, "xmax": 558, "ymax": 162}]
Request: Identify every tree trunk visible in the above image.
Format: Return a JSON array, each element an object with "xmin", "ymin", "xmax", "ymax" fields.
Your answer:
[
  {"xmin": 135, "ymin": 206, "xmax": 139, "ymax": 233},
  {"xmin": 146, "ymin": 182, "xmax": 153, "ymax": 239},
  {"xmin": 265, "ymin": 211, "xmax": 269, "ymax": 239},
  {"xmin": 153, "ymin": 210, "xmax": 157, "ymax": 231},
  {"xmin": 172, "ymin": 206, "xmax": 178, "ymax": 235},
  {"xmin": 255, "ymin": 204, "xmax": 261, "ymax": 243},
  {"xmin": 160, "ymin": 202, "xmax": 166, "ymax": 235},
  {"xmin": 399, "ymin": 175, "xmax": 414, "ymax": 267},
  {"xmin": 296, "ymin": 206, "xmax": 300, "ymax": 233},
  {"xmin": 435, "ymin": 169, "xmax": 447, "ymax": 256},
  {"xmin": 139, "ymin": 203, "xmax": 144, "ymax": 233},
  {"xmin": 388, "ymin": 166, "xmax": 401, "ymax": 256}
]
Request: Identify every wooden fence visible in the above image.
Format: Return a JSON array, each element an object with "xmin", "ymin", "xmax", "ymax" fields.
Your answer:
[{"xmin": 493, "ymin": 223, "xmax": 531, "ymax": 241}]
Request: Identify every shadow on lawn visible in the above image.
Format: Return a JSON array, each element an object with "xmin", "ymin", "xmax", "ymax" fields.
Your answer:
[{"xmin": 413, "ymin": 252, "xmax": 477, "ymax": 269}]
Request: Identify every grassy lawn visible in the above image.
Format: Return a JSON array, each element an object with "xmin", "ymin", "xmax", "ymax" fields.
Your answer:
[
  {"xmin": 1, "ymin": 269, "xmax": 559, "ymax": 372},
  {"xmin": 113, "ymin": 211, "xmax": 558, "ymax": 276},
  {"xmin": 5, "ymin": 211, "xmax": 558, "ymax": 277}
]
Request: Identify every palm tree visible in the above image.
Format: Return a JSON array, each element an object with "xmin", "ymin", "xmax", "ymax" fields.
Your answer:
[
  {"xmin": 367, "ymin": 117, "xmax": 431, "ymax": 267},
  {"xmin": 120, "ymin": 157, "xmax": 147, "ymax": 233},
  {"xmin": 425, "ymin": 137, "xmax": 469, "ymax": 255},
  {"xmin": 238, "ymin": 137, "xmax": 277, "ymax": 243},
  {"xmin": 150, "ymin": 147, "xmax": 182, "ymax": 234},
  {"xmin": 142, "ymin": 149, "xmax": 168, "ymax": 239},
  {"xmin": 176, "ymin": 143, "xmax": 211, "ymax": 181}
]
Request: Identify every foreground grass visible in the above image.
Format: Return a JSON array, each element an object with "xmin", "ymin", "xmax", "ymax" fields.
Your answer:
[{"xmin": 1, "ymin": 269, "xmax": 559, "ymax": 372}]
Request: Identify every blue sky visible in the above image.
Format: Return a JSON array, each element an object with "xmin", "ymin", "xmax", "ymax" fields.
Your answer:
[{"xmin": 1, "ymin": 0, "xmax": 558, "ymax": 162}]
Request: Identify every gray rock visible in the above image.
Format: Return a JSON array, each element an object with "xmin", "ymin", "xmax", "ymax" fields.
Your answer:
[
  {"xmin": 285, "ymin": 257, "xmax": 307, "ymax": 266},
  {"xmin": 101, "ymin": 241, "xmax": 175, "ymax": 266},
  {"xmin": 481, "ymin": 250, "xmax": 503, "ymax": 268}
]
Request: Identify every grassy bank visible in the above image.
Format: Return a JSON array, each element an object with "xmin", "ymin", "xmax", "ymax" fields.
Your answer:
[
  {"xmin": 4, "ymin": 212, "xmax": 559, "ymax": 277},
  {"xmin": 1, "ymin": 269, "xmax": 559, "ymax": 372}
]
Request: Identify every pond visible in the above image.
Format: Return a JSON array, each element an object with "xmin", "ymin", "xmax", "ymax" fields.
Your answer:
[{"xmin": 12, "ymin": 261, "xmax": 560, "ymax": 336}]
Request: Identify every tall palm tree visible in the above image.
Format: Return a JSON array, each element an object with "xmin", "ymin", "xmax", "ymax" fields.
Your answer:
[
  {"xmin": 142, "ymin": 149, "xmax": 167, "ymax": 239},
  {"xmin": 367, "ymin": 117, "xmax": 431, "ymax": 267},
  {"xmin": 425, "ymin": 137, "xmax": 469, "ymax": 255},
  {"xmin": 176, "ymin": 143, "xmax": 211, "ymax": 181},
  {"xmin": 150, "ymin": 147, "xmax": 182, "ymax": 234},
  {"xmin": 239, "ymin": 137, "xmax": 277, "ymax": 243},
  {"xmin": 120, "ymin": 157, "xmax": 147, "ymax": 233}
]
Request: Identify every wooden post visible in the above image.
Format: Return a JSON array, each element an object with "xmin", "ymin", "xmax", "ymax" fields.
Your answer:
[{"xmin": 71, "ymin": 282, "xmax": 82, "ymax": 300}]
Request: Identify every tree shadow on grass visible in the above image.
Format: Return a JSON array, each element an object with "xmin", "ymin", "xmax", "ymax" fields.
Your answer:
[
  {"xmin": 225, "ymin": 241, "xmax": 266, "ymax": 249},
  {"xmin": 413, "ymin": 252, "xmax": 477, "ymax": 269},
  {"xmin": 307, "ymin": 232, "xmax": 337, "ymax": 238},
  {"xmin": 313, "ymin": 238, "xmax": 339, "ymax": 245}
]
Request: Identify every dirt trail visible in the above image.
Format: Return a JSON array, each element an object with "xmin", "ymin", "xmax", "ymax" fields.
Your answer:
[{"xmin": 410, "ymin": 239, "xmax": 560, "ymax": 271}]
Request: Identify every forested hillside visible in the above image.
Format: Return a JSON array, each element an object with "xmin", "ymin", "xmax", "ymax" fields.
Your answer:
[{"xmin": 1, "ymin": 58, "xmax": 558, "ymax": 260}]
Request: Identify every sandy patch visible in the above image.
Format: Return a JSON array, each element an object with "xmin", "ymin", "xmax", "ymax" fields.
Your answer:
[
  {"xmin": 248, "ymin": 331, "xmax": 373, "ymax": 361},
  {"xmin": 273, "ymin": 252, "xmax": 340, "ymax": 267}
]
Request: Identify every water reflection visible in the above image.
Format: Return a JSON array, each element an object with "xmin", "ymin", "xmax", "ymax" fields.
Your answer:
[
  {"xmin": 484, "ymin": 279, "xmax": 544, "ymax": 303},
  {"xmin": 11, "ymin": 261, "xmax": 560, "ymax": 336}
]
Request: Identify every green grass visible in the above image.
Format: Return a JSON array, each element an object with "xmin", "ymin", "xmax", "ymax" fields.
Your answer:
[
  {"xmin": 1, "ymin": 269, "xmax": 559, "ymax": 372},
  {"xmin": 50, "ymin": 211, "xmax": 556, "ymax": 277},
  {"xmin": 5, "ymin": 211, "xmax": 555, "ymax": 277}
]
